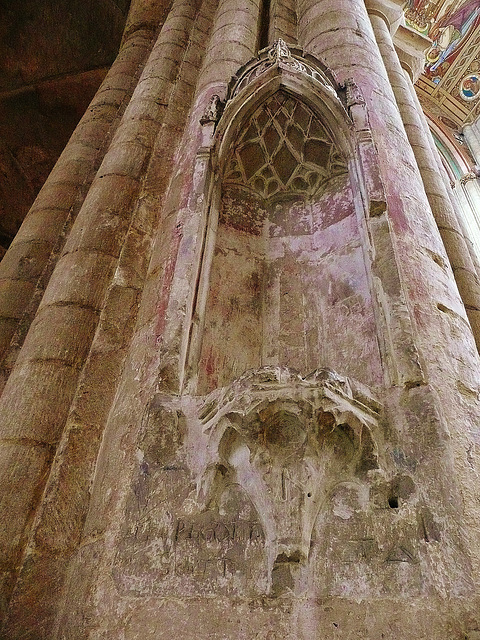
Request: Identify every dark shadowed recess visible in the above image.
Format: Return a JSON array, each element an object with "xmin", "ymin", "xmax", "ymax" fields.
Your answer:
[{"xmin": 0, "ymin": 0, "xmax": 131, "ymax": 256}]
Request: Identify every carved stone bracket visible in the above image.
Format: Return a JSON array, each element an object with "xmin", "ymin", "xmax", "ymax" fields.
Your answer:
[
  {"xmin": 460, "ymin": 168, "xmax": 480, "ymax": 185},
  {"xmin": 196, "ymin": 367, "xmax": 382, "ymax": 582},
  {"xmin": 200, "ymin": 366, "xmax": 380, "ymax": 435},
  {"xmin": 344, "ymin": 78, "xmax": 366, "ymax": 109},
  {"xmin": 200, "ymin": 94, "xmax": 224, "ymax": 126}
]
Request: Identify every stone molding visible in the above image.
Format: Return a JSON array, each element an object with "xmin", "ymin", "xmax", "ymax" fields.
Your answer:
[
  {"xmin": 394, "ymin": 24, "xmax": 431, "ymax": 83},
  {"xmin": 228, "ymin": 39, "xmax": 342, "ymax": 105}
]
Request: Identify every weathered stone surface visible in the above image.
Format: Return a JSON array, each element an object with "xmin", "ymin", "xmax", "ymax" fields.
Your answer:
[
  {"xmin": 1, "ymin": 2, "xmax": 480, "ymax": 639},
  {"xmin": 0, "ymin": 442, "xmax": 52, "ymax": 565}
]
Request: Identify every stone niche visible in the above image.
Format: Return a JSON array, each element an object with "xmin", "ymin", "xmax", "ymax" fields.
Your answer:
[
  {"xmin": 196, "ymin": 80, "xmax": 383, "ymax": 394},
  {"xmin": 112, "ymin": 45, "xmax": 428, "ymax": 613},
  {"xmin": 111, "ymin": 367, "xmax": 427, "ymax": 601}
]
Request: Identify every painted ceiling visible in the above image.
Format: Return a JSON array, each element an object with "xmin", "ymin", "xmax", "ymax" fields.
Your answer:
[{"xmin": 406, "ymin": 0, "xmax": 480, "ymax": 167}]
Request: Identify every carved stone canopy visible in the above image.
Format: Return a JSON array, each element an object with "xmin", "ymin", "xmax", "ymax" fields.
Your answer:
[
  {"xmin": 218, "ymin": 41, "xmax": 350, "ymax": 202},
  {"xmin": 228, "ymin": 40, "xmax": 342, "ymax": 104},
  {"xmin": 200, "ymin": 367, "xmax": 380, "ymax": 462}
]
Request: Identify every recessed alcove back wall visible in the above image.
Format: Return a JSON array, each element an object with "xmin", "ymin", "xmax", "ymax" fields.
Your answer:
[{"xmin": 197, "ymin": 91, "xmax": 383, "ymax": 393}]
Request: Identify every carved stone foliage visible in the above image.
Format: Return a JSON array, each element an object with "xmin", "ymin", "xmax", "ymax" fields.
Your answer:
[{"xmin": 223, "ymin": 91, "xmax": 347, "ymax": 201}]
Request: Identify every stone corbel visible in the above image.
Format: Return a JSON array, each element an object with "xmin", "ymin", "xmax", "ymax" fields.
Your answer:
[
  {"xmin": 460, "ymin": 170, "xmax": 480, "ymax": 185},
  {"xmin": 394, "ymin": 24, "xmax": 431, "ymax": 83},
  {"xmin": 364, "ymin": 0, "xmax": 405, "ymax": 35},
  {"xmin": 197, "ymin": 367, "xmax": 382, "ymax": 578},
  {"xmin": 199, "ymin": 94, "xmax": 225, "ymax": 147}
]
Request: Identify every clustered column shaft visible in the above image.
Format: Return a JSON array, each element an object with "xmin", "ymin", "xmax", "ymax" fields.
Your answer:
[
  {"xmin": 371, "ymin": 12, "xmax": 480, "ymax": 350},
  {"xmin": 0, "ymin": 0, "xmax": 167, "ymax": 369},
  {"xmin": 0, "ymin": 0, "xmax": 198, "ymax": 617}
]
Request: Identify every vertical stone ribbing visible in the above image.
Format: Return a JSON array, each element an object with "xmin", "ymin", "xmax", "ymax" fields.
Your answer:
[
  {"xmin": 411, "ymin": 81, "xmax": 480, "ymax": 287},
  {"xmin": 371, "ymin": 12, "xmax": 480, "ymax": 351},
  {"xmin": 0, "ymin": 0, "xmax": 166, "ymax": 372},
  {"xmin": 45, "ymin": 0, "xmax": 262, "ymax": 634},
  {"xmin": 39, "ymin": 1, "xmax": 220, "ymax": 636},
  {"xmin": 0, "ymin": 0, "xmax": 198, "ymax": 625},
  {"xmin": 0, "ymin": 210, "xmax": 151, "ymax": 640},
  {"xmin": 270, "ymin": 0, "xmax": 298, "ymax": 44},
  {"xmin": 141, "ymin": 0, "xmax": 262, "ymax": 396},
  {"xmin": 2, "ymin": 0, "xmax": 221, "ymax": 633}
]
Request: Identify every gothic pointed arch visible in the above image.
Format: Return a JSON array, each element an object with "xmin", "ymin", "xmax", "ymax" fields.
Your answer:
[
  {"xmin": 223, "ymin": 90, "xmax": 347, "ymax": 202},
  {"xmin": 214, "ymin": 39, "xmax": 354, "ymax": 182},
  {"xmin": 189, "ymin": 41, "xmax": 384, "ymax": 395}
]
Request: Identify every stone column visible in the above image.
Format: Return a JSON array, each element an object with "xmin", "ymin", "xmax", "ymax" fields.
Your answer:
[
  {"xmin": 403, "ymin": 72, "xmax": 480, "ymax": 284},
  {"xmin": 371, "ymin": 11, "xmax": 480, "ymax": 350},
  {"xmin": 143, "ymin": 0, "xmax": 262, "ymax": 395},
  {"xmin": 0, "ymin": 0, "xmax": 199, "ymax": 621},
  {"xmin": 461, "ymin": 171, "xmax": 480, "ymax": 237},
  {"xmin": 454, "ymin": 174, "xmax": 480, "ymax": 281},
  {"xmin": 45, "ymin": 1, "xmax": 263, "ymax": 634},
  {"xmin": 464, "ymin": 120, "xmax": 480, "ymax": 165},
  {"xmin": 462, "ymin": 123, "xmax": 480, "ymax": 265},
  {"xmin": 270, "ymin": 0, "xmax": 298, "ymax": 43},
  {"xmin": 195, "ymin": 0, "xmax": 261, "ymax": 96},
  {"xmin": 297, "ymin": 0, "xmax": 480, "ymax": 596},
  {"xmin": 0, "ymin": 0, "xmax": 168, "ymax": 368}
]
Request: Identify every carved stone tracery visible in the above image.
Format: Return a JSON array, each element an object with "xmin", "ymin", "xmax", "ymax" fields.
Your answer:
[
  {"xmin": 230, "ymin": 39, "xmax": 341, "ymax": 101},
  {"xmin": 223, "ymin": 91, "xmax": 347, "ymax": 200}
]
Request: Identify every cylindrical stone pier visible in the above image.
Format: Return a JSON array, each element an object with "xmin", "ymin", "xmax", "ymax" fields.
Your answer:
[
  {"xmin": 3, "ymin": 2, "xmax": 480, "ymax": 637},
  {"xmin": 0, "ymin": 0, "xmax": 199, "ymax": 620},
  {"xmin": 47, "ymin": 0, "xmax": 264, "ymax": 632},
  {"xmin": 0, "ymin": 0, "xmax": 168, "ymax": 369},
  {"xmin": 370, "ymin": 10, "xmax": 480, "ymax": 351}
]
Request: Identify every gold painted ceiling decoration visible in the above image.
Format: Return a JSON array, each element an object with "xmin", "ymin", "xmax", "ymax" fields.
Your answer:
[
  {"xmin": 405, "ymin": 0, "xmax": 480, "ymax": 167},
  {"xmin": 407, "ymin": 0, "xmax": 480, "ymax": 115}
]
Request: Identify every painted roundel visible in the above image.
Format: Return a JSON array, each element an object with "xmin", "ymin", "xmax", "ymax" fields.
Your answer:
[{"xmin": 460, "ymin": 73, "xmax": 480, "ymax": 101}]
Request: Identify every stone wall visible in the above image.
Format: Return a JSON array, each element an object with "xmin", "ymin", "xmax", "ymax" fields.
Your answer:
[{"xmin": 1, "ymin": 1, "xmax": 480, "ymax": 638}]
